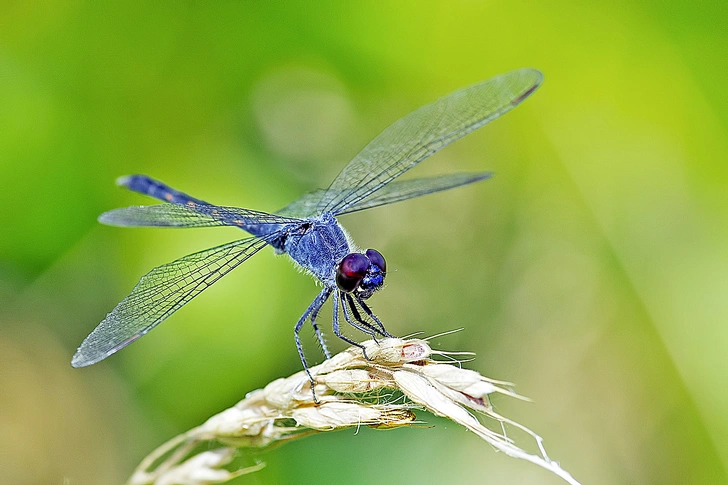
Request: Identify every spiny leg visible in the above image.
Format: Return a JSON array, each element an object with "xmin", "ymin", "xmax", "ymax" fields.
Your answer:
[
  {"xmin": 356, "ymin": 297, "xmax": 394, "ymax": 338},
  {"xmin": 294, "ymin": 306, "xmax": 316, "ymax": 402},
  {"xmin": 340, "ymin": 293, "xmax": 379, "ymax": 343},
  {"xmin": 345, "ymin": 293, "xmax": 387, "ymax": 338},
  {"xmin": 310, "ymin": 301, "xmax": 331, "ymax": 360},
  {"xmin": 294, "ymin": 287, "xmax": 332, "ymax": 403},
  {"xmin": 332, "ymin": 290, "xmax": 370, "ymax": 360}
]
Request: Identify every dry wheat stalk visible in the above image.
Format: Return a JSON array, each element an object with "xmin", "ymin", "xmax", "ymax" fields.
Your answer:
[{"xmin": 128, "ymin": 337, "xmax": 581, "ymax": 485}]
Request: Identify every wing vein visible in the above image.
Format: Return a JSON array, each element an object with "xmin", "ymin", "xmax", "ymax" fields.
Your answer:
[{"xmin": 71, "ymin": 228, "xmax": 290, "ymax": 367}]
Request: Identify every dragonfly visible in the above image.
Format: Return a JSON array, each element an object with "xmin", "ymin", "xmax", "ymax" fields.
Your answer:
[{"xmin": 71, "ymin": 68, "xmax": 543, "ymax": 388}]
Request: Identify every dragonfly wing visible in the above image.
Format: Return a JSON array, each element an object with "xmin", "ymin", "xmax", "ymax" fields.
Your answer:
[
  {"xmin": 100, "ymin": 204, "xmax": 229, "ymax": 227},
  {"xmin": 100, "ymin": 204, "xmax": 302, "ymax": 228},
  {"xmin": 319, "ymin": 68, "xmax": 542, "ymax": 215},
  {"xmin": 278, "ymin": 173, "xmax": 491, "ymax": 216},
  {"xmin": 277, "ymin": 190, "xmax": 328, "ymax": 218},
  {"xmin": 71, "ymin": 235, "xmax": 271, "ymax": 367},
  {"xmin": 336, "ymin": 172, "xmax": 492, "ymax": 215}
]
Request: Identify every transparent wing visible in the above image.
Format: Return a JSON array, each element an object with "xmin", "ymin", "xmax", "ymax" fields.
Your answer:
[
  {"xmin": 278, "ymin": 173, "xmax": 492, "ymax": 217},
  {"xmin": 317, "ymin": 68, "xmax": 543, "ymax": 215},
  {"xmin": 71, "ymin": 234, "xmax": 273, "ymax": 367},
  {"xmin": 277, "ymin": 191, "xmax": 328, "ymax": 218},
  {"xmin": 334, "ymin": 172, "xmax": 492, "ymax": 215},
  {"xmin": 99, "ymin": 203, "xmax": 302, "ymax": 228}
]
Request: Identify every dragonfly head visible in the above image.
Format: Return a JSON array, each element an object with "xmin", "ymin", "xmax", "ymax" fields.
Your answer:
[{"xmin": 336, "ymin": 249, "xmax": 386, "ymax": 299}]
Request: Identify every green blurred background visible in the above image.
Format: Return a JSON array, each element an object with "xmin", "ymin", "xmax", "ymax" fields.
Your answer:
[{"xmin": 2, "ymin": 1, "xmax": 727, "ymax": 484}]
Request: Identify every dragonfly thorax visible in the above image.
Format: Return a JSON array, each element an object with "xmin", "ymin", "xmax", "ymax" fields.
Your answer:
[{"xmin": 283, "ymin": 215, "xmax": 351, "ymax": 283}]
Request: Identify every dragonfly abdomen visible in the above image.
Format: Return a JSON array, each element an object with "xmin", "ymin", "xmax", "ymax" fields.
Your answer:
[{"xmin": 117, "ymin": 175, "xmax": 208, "ymax": 206}]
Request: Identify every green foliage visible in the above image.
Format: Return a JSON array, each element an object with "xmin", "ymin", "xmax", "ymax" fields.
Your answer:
[{"xmin": 1, "ymin": 2, "xmax": 727, "ymax": 484}]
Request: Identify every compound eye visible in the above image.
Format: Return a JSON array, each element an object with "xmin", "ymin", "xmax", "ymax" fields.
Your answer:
[
  {"xmin": 365, "ymin": 249, "xmax": 386, "ymax": 273},
  {"xmin": 336, "ymin": 253, "xmax": 369, "ymax": 292}
]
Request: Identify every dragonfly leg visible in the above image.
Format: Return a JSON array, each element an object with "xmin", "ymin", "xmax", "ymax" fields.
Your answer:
[
  {"xmin": 294, "ymin": 287, "xmax": 332, "ymax": 404},
  {"xmin": 345, "ymin": 293, "xmax": 388, "ymax": 338},
  {"xmin": 332, "ymin": 291, "xmax": 370, "ymax": 360},
  {"xmin": 340, "ymin": 293, "xmax": 379, "ymax": 343},
  {"xmin": 310, "ymin": 301, "xmax": 331, "ymax": 360},
  {"xmin": 355, "ymin": 298, "xmax": 394, "ymax": 338}
]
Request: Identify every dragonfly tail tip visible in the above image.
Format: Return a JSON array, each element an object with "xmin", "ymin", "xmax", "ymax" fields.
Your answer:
[{"xmin": 115, "ymin": 175, "xmax": 132, "ymax": 187}]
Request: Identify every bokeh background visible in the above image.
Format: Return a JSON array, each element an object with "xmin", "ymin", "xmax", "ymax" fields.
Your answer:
[{"xmin": 2, "ymin": 1, "xmax": 727, "ymax": 484}]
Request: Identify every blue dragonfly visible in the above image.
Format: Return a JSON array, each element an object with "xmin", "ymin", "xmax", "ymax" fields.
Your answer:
[{"xmin": 72, "ymin": 68, "xmax": 543, "ymax": 387}]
